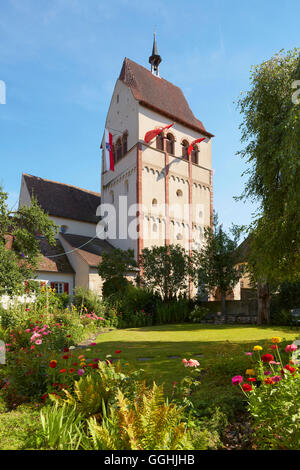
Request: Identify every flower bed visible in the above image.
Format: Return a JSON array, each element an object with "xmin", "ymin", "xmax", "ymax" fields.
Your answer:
[{"xmin": 232, "ymin": 337, "xmax": 300, "ymax": 449}]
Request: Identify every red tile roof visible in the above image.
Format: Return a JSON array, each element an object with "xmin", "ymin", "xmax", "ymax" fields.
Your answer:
[
  {"xmin": 61, "ymin": 233, "xmax": 115, "ymax": 267},
  {"xmin": 37, "ymin": 237, "xmax": 74, "ymax": 273},
  {"xmin": 23, "ymin": 174, "xmax": 101, "ymax": 224},
  {"xmin": 119, "ymin": 58, "xmax": 214, "ymax": 138}
]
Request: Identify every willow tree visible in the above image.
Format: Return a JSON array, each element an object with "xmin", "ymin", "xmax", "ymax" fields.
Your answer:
[{"xmin": 237, "ymin": 49, "xmax": 300, "ymax": 324}]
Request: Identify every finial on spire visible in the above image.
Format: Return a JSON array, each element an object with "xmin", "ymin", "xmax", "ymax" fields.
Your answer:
[{"xmin": 149, "ymin": 30, "xmax": 162, "ymax": 77}]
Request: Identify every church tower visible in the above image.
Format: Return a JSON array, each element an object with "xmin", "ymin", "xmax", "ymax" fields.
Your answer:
[{"xmin": 100, "ymin": 38, "xmax": 214, "ymax": 267}]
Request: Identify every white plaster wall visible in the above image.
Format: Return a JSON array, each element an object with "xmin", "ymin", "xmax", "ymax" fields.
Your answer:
[
  {"xmin": 51, "ymin": 216, "xmax": 97, "ymax": 239},
  {"xmin": 35, "ymin": 272, "xmax": 74, "ymax": 293},
  {"xmin": 138, "ymin": 104, "xmax": 212, "ymax": 171},
  {"xmin": 59, "ymin": 235, "xmax": 90, "ymax": 290}
]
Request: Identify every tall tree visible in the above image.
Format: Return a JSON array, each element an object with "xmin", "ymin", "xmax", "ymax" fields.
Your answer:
[
  {"xmin": 0, "ymin": 188, "xmax": 57, "ymax": 295},
  {"xmin": 237, "ymin": 49, "xmax": 300, "ymax": 323},
  {"xmin": 98, "ymin": 248, "xmax": 137, "ymax": 297},
  {"xmin": 139, "ymin": 244, "xmax": 192, "ymax": 302},
  {"xmin": 193, "ymin": 214, "xmax": 244, "ymax": 319}
]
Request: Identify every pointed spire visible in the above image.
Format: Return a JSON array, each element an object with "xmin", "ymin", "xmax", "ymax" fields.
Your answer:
[{"xmin": 149, "ymin": 31, "xmax": 162, "ymax": 77}]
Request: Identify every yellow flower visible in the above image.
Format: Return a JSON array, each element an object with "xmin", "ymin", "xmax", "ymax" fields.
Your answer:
[
  {"xmin": 246, "ymin": 369, "xmax": 255, "ymax": 376},
  {"xmin": 253, "ymin": 345, "xmax": 263, "ymax": 351},
  {"xmin": 271, "ymin": 337, "xmax": 281, "ymax": 344}
]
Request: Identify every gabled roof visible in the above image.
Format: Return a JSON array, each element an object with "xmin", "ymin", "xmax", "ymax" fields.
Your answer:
[
  {"xmin": 119, "ymin": 58, "xmax": 214, "ymax": 138},
  {"xmin": 37, "ymin": 237, "xmax": 74, "ymax": 274},
  {"xmin": 23, "ymin": 174, "xmax": 101, "ymax": 224},
  {"xmin": 61, "ymin": 233, "xmax": 115, "ymax": 267}
]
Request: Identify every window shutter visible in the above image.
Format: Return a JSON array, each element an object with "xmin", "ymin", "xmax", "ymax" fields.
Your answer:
[
  {"xmin": 64, "ymin": 283, "xmax": 69, "ymax": 295},
  {"xmin": 50, "ymin": 282, "xmax": 55, "ymax": 290}
]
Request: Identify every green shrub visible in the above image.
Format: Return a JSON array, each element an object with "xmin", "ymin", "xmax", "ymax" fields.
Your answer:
[
  {"xmin": 155, "ymin": 298, "xmax": 190, "ymax": 325},
  {"xmin": 188, "ymin": 306, "xmax": 210, "ymax": 323}
]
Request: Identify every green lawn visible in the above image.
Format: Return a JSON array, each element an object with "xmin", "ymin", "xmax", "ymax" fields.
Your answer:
[
  {"xmin": 91, "ymin": 324, "xmax": 298, "ymax": 383},
  {"xmin": 84, "ymin": 324, "xmax": 299, "ymax": 415}
]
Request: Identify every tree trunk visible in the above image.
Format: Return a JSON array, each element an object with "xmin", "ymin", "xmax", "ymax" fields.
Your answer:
[
  {"xmin": 221, "ymin": 293, "xmax": 227, "ymax": 322},
  {"xmin": 257, "ymin": 282, "xmax": 270, "ymax": 325}
]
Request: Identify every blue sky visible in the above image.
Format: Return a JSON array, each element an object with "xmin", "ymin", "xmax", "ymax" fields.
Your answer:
[{"xmin": 0, "ymin": 0, "xmax": 299, "ymax": 230}]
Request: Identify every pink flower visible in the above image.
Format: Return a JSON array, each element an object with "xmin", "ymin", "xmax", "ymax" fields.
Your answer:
[
  {"xmin": 90, "ymin": 343, "xmax": 97, "ymax": 346},
  {"xmin": 232, "ymin": 375, "xmax": 243, "ymax": 386},
  {"xmin": 285, "ymin": 344, "xmax": 298, "ymax": 353},
  {"xmin": 35, "ymin": 339, "xmax": 42, "ymax": 345},
  {"xmin": 187, "ymin": 359, "xmax": 200, "ymax": 368},
  {"xmin": 77, "ymin": 369, "xmax": 85, "ymax": 376},
  {"xmin": 271, "ymin": 375, "xmax": 282, "ymax": 383},
  {"xmin": 25, "ymin": 329, "xmax": 31, "ymax": 333},
  {"xmin": 182, "ymin": 359, "xmax": 188, "ymax": 366},
  {"xmin": 246, "ymin": 352, "xmax": 253, "ymax": 356}
]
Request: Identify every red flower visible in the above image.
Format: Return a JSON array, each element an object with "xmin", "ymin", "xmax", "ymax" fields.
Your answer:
[
  {"xmin": 270, "ymin": 345, "xmax": 278, "ymax": 350},
  {"xmin": 247, "ymin": 378, "xmax": 256, "ymax": 382},
  {"xmin": 72, "ymin": 362, "xmax": 78, "ymax": 366},
  {"xmin": 59, "ymin": 369, "xmax": 67, "ymax": 374},
  {"xmin": 49, "ymin": 360, "xmax": 57, "ymax": 369},
  {"xmin": 62, "ymin": 355, "xmax": 69, "ymax": 360},
  {"xmin": 69, "ymin": 368, "xmax": 75, "ymax": 374},
  {"xmin": 115, "ymin": 350, "xmax": 122, "ymax": 354},
  {"xmin": 63, "ymin": 348, "xmax": 69, "ymax": 352},
  {"xmin": 282, "ymin": 364, "xmax": 296, "ymax": 375},
  {"xmin": 261, "ymin": 354, "xmax": 274, "ymax": 363},
  {"xmin": 242, "ymin": 384, "xmax": 253, "ymax": 392},
  {"xmin": 92, "ymin": 364, "xmax": 99, "ymax": 369},
  {"xmin": 41, "ymin": 393, "xmax": 48, "ymax": 402}
]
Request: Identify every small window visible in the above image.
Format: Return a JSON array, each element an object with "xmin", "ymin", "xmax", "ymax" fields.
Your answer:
[
  {"xmin": 152, "ymin": 223, "xmax": 158, "ymax": 233},
  {"xmin": 124, "ymin": 180, "xmax": 129, "ymax": 193},
  {"xmin": 156, "ymin": 134, "xmax": 164, "ymax": 151},
  {"xmin": 110, "ymin": 190, "xmax": 114, "ymax": 203},
  {"xmin": 166, "ymin": 133, "xmax": 174, "ymax": 154},
  {"xmin": 152, "ymin": 198, "xmax": 158, "ymax": 206},
  {"xmin": 122, "ymin": 133, "xmax": 128, "ymax": 155},
  {"xmin": 191, "ymin": 145, "xmax": 199, "ymax": 164},
  {"xmin": 116, "ymin": 138, "xmax": 122, "ymax": 161},
  {"xmin": 176, "ymin": 233, "xmax": 183, "ymax": 241},
  {"xmin": 182, "ymin": 140, "xmax": 189, "ymax": 161},
  {"xmin": 176, "ymin": 189, "xmax": 183, "ymax": 197},
  {"xmin": 116, "ymin": 94, "xmax": 119, "ymax": 103}
]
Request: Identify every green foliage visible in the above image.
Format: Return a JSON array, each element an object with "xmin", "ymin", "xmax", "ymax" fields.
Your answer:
[
  {"xmin": 82, "ymin": 383, "xmax": 198, "ymax": 450},
  {"xmin": 193, "ymin": 213, "xmax": 244, "ymax": 314},
  {"xmin": 155, "ymin": 298, "xmax": 190, "ymax": 324},
  {"xmin": 51, "ymin": 361, "xmax": 142, "ymax": 417},
  {"xmin": 98, "ymin": 248, "xmax": 137, "ymax": 297},
  {"xmin": 237, "ymin": 49, "xmax": 300, "ymax": 284},
  {"xmin": 40, "ymin": 403, "xmax": 84, "ymax": 450},
  {"xmin": 140, "ymin": 244, "xmax": 192, "ymax": 301},
  {"xmin": 244, "ymin": 347, "xmax": 300, "ymax": 450},
  {"xmin": 73, "ymin": 287, "xmax": 103, "ymax": 314},
  {"xmin": 188, "ymin": 306, "xmax": 210, "ymax": 323},
  {"xmin": 0, "ymin": 188, "xmax": 57, "ymax": 295}
]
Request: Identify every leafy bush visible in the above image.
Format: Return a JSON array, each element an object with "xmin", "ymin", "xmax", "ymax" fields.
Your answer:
[
  {"xmin": 73, "ymin": 287, "xmax": 103, "ymax": 314},
  {"xmin": 188, "ymin": 306, "xmax": 210, "ymax": 323},
  {"xmin": 155, "ymin": 298, "xmax": 190, "ymax": 325}
]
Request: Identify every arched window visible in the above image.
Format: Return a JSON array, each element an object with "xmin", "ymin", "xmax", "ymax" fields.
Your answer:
[
  {"xmin": 152, "ymin": 198, "xmax": 158, "ymax": 207},
  {"xmin": 152, "ymin": 223, "xmax": 158, "ymax": 233},
  {"xmin": 156, "ymin": 133, "xmax": 164, "ymax": 151},
  {"xmin": 182, "ymin": 140, "xmax": 189, "ymax": 161},
  {"xmin": 124, "ymin": 180, "xmax": 129, "ymax": 193},
  {"xmin": 191, "ymin": 145, "xmax": 199, "ymax": 164},
  {"xmin": 116, "ymin": 138, "xmax": 122, "ymax": 161},
  {"xmin": 166, "ymin": 133, "xmax": 175, "ymax": 155},
  {"xmin": 122, "ymin": 132, "xmax": 128, "ymax": 155}
]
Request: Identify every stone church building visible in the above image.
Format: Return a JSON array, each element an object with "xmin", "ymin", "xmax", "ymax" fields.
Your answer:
[{"xmin": 15, "ymin": 36, "xmax": 232, "ymax": 299}]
